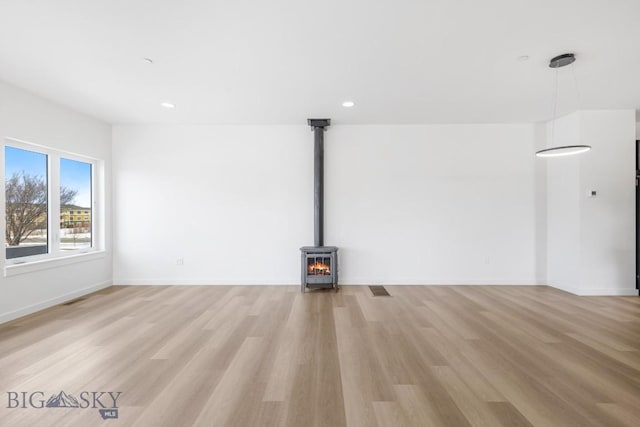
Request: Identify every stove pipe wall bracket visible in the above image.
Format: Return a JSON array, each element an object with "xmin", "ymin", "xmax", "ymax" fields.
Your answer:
[{"xmin": 308, "ymin": 119, "xmax": 330, "ymax": 247}]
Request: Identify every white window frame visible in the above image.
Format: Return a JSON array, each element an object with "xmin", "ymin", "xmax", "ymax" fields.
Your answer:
[{"xmin": 3, "ymin": 137, "xmax": 104, "ymax": 275}]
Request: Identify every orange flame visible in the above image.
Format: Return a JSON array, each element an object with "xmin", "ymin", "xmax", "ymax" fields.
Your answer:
[{"xmin": 308, "ymin": 261, "xmax": 331, "ymax": 275}]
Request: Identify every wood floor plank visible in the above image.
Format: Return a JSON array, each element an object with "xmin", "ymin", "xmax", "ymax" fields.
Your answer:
[
  {"xmin": 597, "ymin": 403, "xmax": 640, "ymax": 427},
  {"xmin": 0, "ymin": 285, "xmax": 638, "ymax": 426},
  {"xmin": 431, "ymin": 365, "xmax": 504, "ymax": 427},
  {"xmin": 486, "ymin": 402, "xmax": 535, "ymax": 427}
]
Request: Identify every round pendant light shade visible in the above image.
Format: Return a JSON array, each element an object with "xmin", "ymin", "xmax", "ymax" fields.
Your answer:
[
  {"xmin": 535, "ymin": 145, "xmax": 591, "ymax": 157},
  {"xmin": 537, "ymin": 53, "xmax": 591, "ymax": 158}
]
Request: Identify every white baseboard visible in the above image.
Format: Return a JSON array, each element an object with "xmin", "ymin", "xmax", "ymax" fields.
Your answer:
[
  {"xmin": 341, "ymin": 280, "xmax": 542, "ymax": 286},
  {"xmin": 575, "ymin": 288, "xmax": 638, "ymax": 296},
  {"xmin": 549, "ymin": 283, "xmax": 638, "ymax": 296},
  {"xmin": 113, "ymin": 279, "xmax": 298, "ymax": 286},
  {"xmin": 0, "ymin": 280, "xmax": 112, "ymax": 325}
]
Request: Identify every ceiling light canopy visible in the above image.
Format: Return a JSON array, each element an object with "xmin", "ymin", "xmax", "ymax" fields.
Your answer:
[
  {"xmin": 549, "ymin": 53, "xmax": 575, "ymax": 68},
  {"xmin": 160, "ymin": 102, "xmax": 175, "ymax": 109},
  {"xmin": 535, "ymin": 53, "xmax": 591, "ymax": 158}
]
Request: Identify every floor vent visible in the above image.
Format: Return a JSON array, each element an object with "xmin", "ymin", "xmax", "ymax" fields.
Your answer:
[
  {"xmin": 62, "ymin": 297, "xmax": 86, "ymax": 306},
  {"xmin": 369, "ymin": 286, "xmax": 391, "ymax": 297}
]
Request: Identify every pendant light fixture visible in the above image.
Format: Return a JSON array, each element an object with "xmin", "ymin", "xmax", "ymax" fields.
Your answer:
[{"xmin": 535, "ymin": 53, "xmax": 591, "ymax": 158}]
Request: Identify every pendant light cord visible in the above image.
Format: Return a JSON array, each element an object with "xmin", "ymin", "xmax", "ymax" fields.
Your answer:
[{"xmin": 536, "ymin": 53, "xmax": 590, "ymax": 157}]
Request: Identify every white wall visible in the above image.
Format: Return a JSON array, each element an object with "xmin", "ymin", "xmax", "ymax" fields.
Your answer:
[
  {"xmin": 579, "ymin": 111, "xmax": 635, "ymax": 294},
  {"xmin": 533, "ymin": 124, "xmax": 547, "ymax": 282},
  {"xmin": 327, "ymin": 125, "xmax": 537, "ymax": 284},
  {"xmin": 0, "ymin": 80, "xmax": 112, "ymax": 323},
  {"xmin": 545, "ymin": 110, "xmax": 636, "ymax": 295},
  {"xmin": 113, "ymin": 125, "xmax": 311, "ymax": 285},
  {"xmin": 546, "ymin": 113, "xmax": 582, "ymax": 292},
  {"xmin": 113, "ymin": 124, "xmax": 539, "ymax": 285}
]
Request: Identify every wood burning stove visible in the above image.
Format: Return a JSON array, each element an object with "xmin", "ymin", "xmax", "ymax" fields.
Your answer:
[
  {"xmin": 300, "ymin": 119, "xmax": 339, "ymax": 292},
  {"xmin": 301, "ymin": 246, "xmax": 338, "ymax": 292}
]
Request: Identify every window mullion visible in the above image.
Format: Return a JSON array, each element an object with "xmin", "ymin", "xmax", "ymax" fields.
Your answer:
[{"xmin": 49, "ymin": 153, "xmax": 61, "ymax": 257}]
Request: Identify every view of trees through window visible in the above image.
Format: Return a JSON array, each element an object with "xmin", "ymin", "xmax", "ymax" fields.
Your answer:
[
  {"xmin": 5, "ymin": 147, "xmax": 49, "ymax": 259},
  {"xmin": 5, "ymin": 145, "xmax": 93, "ymax": 260}
]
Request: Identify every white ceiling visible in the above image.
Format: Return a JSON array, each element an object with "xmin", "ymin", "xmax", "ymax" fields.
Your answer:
[{"xmin": 0, "ymin": 0, "xmax": 638, "ymax": 125}]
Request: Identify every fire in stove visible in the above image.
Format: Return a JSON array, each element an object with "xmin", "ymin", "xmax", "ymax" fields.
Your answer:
[
  {"xmin": 300, "ymin": 246, "xmax": 338, "ymax": 291},
  {"xmin": 307, "ymin": 258, "xmax": 331, "ymax": 275}
]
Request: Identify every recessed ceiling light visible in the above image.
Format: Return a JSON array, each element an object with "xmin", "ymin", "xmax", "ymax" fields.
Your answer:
[
  {"xmin": 517, "ymin": 55, "xmax": 530, "ymax": 62},
  {"xmin": 144, "ymin": 57, "xmax": 154, "ymax": 64},
  {"xmin": 342, "ymin": 101, "xmax": 355, "ymax": 108},
  {"xmin": 160, "ymin": 102, "xmax": 175, "ymax": 109}
]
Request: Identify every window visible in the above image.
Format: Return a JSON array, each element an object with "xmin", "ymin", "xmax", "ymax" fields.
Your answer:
[
  {"xmin": 60, "ymin": 158, "xmax": 92, "ymax": 250},
  {"xmin": 4, "ymin": 138, "xmax": 101, "ymax": 265},
  {"xmin": 5, "ymin": 147, "xmax": 49, "ymax": 259}
]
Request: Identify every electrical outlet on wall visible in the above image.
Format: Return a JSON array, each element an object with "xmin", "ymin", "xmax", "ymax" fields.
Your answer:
[{"xmin": 176, "ymin": 257, "xmax": 184, "ymax": 265}]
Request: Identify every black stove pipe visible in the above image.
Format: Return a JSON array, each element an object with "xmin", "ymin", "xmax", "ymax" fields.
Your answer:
[{"xmin": 308, "ymin": 119, "xmax": 331, "ymax": 247}]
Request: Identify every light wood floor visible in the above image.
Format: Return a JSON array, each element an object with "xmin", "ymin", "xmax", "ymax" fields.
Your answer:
[{"xmin": 1, "ymin": 285, "xmax": 639, "ymax": 426}]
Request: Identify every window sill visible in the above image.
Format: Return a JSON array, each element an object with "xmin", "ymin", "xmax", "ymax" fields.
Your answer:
[{"xmin": 4, "ymin": 251, "xmax": 107, "ymax": 277}]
